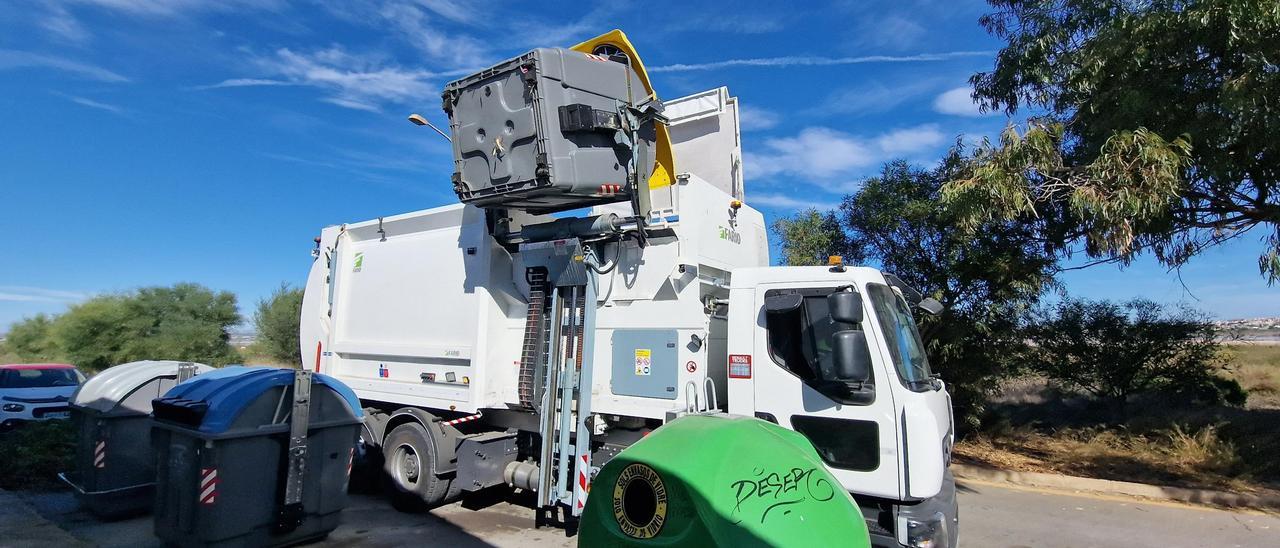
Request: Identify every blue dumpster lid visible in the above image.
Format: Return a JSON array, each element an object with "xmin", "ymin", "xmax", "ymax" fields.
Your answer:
[{"xmin": 158, "ymin": 366, "xmax": 362, "ymax": 434}]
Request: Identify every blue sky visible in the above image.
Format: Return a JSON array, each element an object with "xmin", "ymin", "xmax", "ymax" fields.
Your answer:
[{"xmin": 0, "ymin": 0, "xmax": 1275, "ymax": 331}]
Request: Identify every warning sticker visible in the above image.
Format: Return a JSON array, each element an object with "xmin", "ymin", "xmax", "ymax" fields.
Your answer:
[
  {"xmin": 728, "ymin": 354, "xmax": 752, "ymax": 378},
  {"xmin": 634, "ymin": 349, "xmax": 651, "ymax": 376}
]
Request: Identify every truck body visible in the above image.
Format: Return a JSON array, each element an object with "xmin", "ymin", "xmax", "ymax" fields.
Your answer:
[{"xmin": 300, "ymin": 36, "xmax": 958, "ymax": 547}]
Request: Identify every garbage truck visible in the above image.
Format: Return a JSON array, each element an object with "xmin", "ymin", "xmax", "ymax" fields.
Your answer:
[{"xmin": 298, "ymin": 30, "xmax": 958, "ymax": 548}]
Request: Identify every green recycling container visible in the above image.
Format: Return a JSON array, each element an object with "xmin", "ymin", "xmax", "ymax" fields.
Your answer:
[
  {"xmin": 150, "ymin": 366, "xmax": 363, "ymax": 547},
  {"xmin": 579, "ymin": 414, "xmax": 871, "ymax": 547}
]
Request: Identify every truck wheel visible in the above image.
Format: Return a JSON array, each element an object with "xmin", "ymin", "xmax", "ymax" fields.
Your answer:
[{"xmin": 383, "ymin": 422, "xmax": 456, "ymax": 510}]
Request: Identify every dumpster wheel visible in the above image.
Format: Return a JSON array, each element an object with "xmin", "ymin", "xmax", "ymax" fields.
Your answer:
[{"xmin": 383, "ymin": 423, "xmax": 457, "ymax": 510}]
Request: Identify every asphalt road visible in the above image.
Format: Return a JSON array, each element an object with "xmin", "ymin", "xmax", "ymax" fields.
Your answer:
[{"xmin": 20, "ymin": 480, "xmax": 1279, "ymax": 547}]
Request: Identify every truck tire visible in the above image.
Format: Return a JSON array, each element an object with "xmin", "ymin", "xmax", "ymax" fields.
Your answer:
[{"xmin": 383, "ymin": 422, "xmax": 456, "ymax": 510}]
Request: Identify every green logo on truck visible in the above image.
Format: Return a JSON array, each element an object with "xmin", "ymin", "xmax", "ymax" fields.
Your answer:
[
  {"xmin": 718, "ymin": 226, "xmax": 741, "ymax": 244},
  {"xmin": 353, "ymin": 252, "xmax": 364, "ymax": 272}
]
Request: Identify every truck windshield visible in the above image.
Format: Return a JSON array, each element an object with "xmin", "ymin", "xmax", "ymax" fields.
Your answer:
[{"xmin": 866, "ymin": 284, "xmax": 933, "ymax": 388}]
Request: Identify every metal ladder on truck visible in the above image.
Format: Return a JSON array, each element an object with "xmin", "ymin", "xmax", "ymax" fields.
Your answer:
[{"xmin": 517, "ymin": 239, "xmax": 600, "ymax": 524}]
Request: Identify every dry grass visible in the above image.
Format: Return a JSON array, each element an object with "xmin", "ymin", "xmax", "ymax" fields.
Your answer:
[
  {"xmin": 235, "ymin": 343, "xmax": 298, "ymax": 369},
  {"xmin": 0, "ymin": 344, "xmax": 23, "ymax": 364},
  {"xmin": 963, "ymin": 345, "xmax": 1280, "ymax": 494},
  {"xmin": 1227, "ymin": 344, "xmax": 1280, "ymax": 408},
  {"xmin": 955, "ymin": 423, "xmax": 1270, "ymax": 493}
]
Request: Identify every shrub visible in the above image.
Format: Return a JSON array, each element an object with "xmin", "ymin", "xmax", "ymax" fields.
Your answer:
[
  {"xmin": 1027, "ymin": 298, "xmax": 1242, "ymax": 413},
  {"xmin": 0, "ymin": 420, "xmax": 76, "ymax": 490},
  {"xmin": 253, "ymin": 284, "xmax": 304, "ymax": 366},
  {"xmin": 5, "ymin": 283, "xmax": 242, "ymax": 372},
  {"xmin": 3, "ymin": 314, "xmax": 59, "ymax": 362}
]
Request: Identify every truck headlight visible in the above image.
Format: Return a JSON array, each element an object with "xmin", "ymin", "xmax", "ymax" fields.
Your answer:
[
  {"xmin": 903, "ymin": 511, "xmax": 949, "ymax": 548},
  {"xmin": 2, "ymin": 404, "xmax": 25, "ymax": 412}
]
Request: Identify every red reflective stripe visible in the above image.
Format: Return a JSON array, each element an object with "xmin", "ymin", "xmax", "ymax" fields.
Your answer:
[{"xmin": 314, "ymin": 342, "xmax": 323, "ymax": 373}]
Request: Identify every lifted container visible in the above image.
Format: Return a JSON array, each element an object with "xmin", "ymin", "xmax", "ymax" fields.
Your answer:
[
  {"xmin": 151, "ymin": 367, "xmax": 362, "ymax": 547},
  {"xmin": 442, "ymin": 47, "xmax": 660, "ymax": 214},
  {"xmin": 60, "ymin": 360, "xmax": 211, "ymax": 519}
]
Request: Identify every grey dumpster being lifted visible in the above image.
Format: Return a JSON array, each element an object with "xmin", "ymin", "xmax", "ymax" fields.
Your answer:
[
  {"xmin": 60, "ymin": 360, "xmax": 212, "ymax": 519},
  {"xmin": 151, "ymin": 366, "xmax": 363, "ymax": 547}
]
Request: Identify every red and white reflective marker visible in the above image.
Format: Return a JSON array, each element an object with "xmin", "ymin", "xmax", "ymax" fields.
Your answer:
[
  {"xmin": 199, "ymin": 468, "xmax": 218, "ymax": 505},
  {"xmin": 575, "ymin": 454, "xmax": 591, "ymax": 510},
  {"xmin": 441, "ymin": 412, "xmax": 483, "ymax": 427},
  {"xmin": 94, "ymin": 440, "xmax": 106, "ymax": 469}
]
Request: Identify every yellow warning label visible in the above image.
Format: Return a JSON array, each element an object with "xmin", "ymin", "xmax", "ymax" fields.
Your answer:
[
  {"xmin": 612, "ymin": 463, "xmax": 668, "ymax": 539},
  {"xmin": 634, "ymin": 349, "xmax": 651, "ymax": 376}
]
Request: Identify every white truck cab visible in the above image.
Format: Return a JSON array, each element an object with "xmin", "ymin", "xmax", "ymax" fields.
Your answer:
[{"xmin": 300, "ymin": 71, "xmax": 957, "ymax": 546}]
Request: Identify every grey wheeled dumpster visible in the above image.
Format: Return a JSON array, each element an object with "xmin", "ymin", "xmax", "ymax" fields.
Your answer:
[
  {"xmin": 151, "ymin": 366, "xmax": 362, "ymax": 547},
  {"xmin": 60, "ymin": 360, "xmax": 211, "ymax": 519}
]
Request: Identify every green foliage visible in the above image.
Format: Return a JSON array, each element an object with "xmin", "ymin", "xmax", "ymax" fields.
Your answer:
[
  {"xmin": 771, "ymin": 209, "xmax": 851, "ymax": 267},
  {"xmin": 0, "ymin": 420, "xmax": 76, "ymax": 490},
  {"xmin": 3, "ymin": 314, "xmax": 59, "ymax": 362},
  {"xmin": 948, "ymin": 0, "xmax": 1280, "ymax": 282},
  {"xmin": 254, "ymin": 283, "xmax": 304, "ymax": 366},
  {"xmin": 1026, "ymin": 298, "xmax": 1242, "ymax": 411},
  {"xmin": 840, "ymin": 155, "xmax": 1057, "ymax": 428},
  {"xmin": 5, "ymin": 283, "xmax": 242, "ymax": 372}
]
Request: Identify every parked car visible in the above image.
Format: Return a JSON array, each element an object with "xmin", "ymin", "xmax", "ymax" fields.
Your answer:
[{"xmin": 0, "ymin": 363, "xmax": 85, "ymax": 429}]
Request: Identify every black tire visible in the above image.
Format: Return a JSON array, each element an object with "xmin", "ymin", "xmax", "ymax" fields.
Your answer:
[{"xmin": 382, "ymin": 422, "xmax": 456, "ymax": 510}]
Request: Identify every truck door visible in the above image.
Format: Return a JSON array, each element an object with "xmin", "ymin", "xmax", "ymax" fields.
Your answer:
[{"xmin": 747, "ymin": 284, "xmax": 901, "ymax": 500}]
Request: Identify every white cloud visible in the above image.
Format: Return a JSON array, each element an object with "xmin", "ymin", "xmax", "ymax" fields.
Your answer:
[
  {"xmin": 375, "ymin": 1, "xmax": 488, "ymax": 68},
  {"xmin": 200, "ymin": 46, "xmax": 452, "ymax": 112},
  {"xmin": 320, "ymin": 97, "xmax": 381, "ymax": 112},
  {"xmin": 748, "ymin": 127, "xmax": 875, "ymax": 179},
  {"xmin": 876, "ymin": 124, "xmax": 945, "ymax": 155},
  {"xmin": 667, "ymin": 13, "xmax": 787, "ymax": 34},
  {"xmin": 59, "ymin": 0, "xmax": 287, "ymax": 17},
  {"xmin": 39, "ymin": 4, "xmax": 90, "ymax": 43},
  {"xmin": 748, "ymin": 192, "xmax": 839, "ymax": 212},
  {"xmin": 738, "ymin": 105, "xmax": 780, "ymax": 132},
  {"xmin": 649, "ymin": 50, "xmax": 991, "ymax": 73},
  {"xmin": 853, "ymin": 15, "xmax": 927, "ymax": 51},
  {"xmin": 193, "ymin": 78, "xmax": 298, "ymax": 90},
  {"xmin": 0, "ymin": 49, "xmax": 129, "ymax": 82},
  {"xmin": 746, "ymin": 124, "xmax": 948, "ymax": 180},
  {"xmin": 270, "ymin": 47, "xmax": 438, "ymax": 108},
  {"xmin": 933, "ymin": 86, "xmax": 997, "ymax": 117},
  {"xmin": 411, "ymin": 0, "xmax": 478, "ymax": 24},
  {"xmin": 818, "ymin": 78, "xmax": 941, "ymax": 116},
  {"xmin": 33, "ymin": 0, "xmax": 286, "ymax": 41},
  {"xmin": 0, "ymin": 286, "xmax": 89, "ymax": 303},
  {"xmin": 55, "ymin": 93, "xmax": 126, "ymax": 115}
]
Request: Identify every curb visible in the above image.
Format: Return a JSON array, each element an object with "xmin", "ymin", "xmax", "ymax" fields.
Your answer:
[
  {"xmin": 951, "ymin": 463, "xmax": 1280, "ymax": 512},
  {"xmin": 0, "ymin": 489, "xmax": 90, "ymax": 548}
]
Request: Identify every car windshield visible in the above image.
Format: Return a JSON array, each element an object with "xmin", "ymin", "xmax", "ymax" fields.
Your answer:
[
  {"xmin": 0, "ymin": 368, "xmax": 82, "ymax": 389},
  {"xmin": 866, "ymin": 284, "xmax": 933, "ymax": 387}
]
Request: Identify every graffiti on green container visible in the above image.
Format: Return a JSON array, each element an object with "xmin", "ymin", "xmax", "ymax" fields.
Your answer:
[{"xmin": 730, "ymin": 466, "xmax": 836, "ymax": 524}]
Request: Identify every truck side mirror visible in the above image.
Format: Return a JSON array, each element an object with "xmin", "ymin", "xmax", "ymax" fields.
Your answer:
[
  {"xmin": 832, "ymin": 330, "xmax": 872, "ymax": 383},
  {"xmin": 827, "ymin": 291, "xmax": 864, "ymax": 324},
  {"xmin": 917, "ymin": 297, "xmax": 944, "ymax": 316},
  {"xmin": 764, "ymin": 293, "xmax": 803, "ymax": 314}
]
